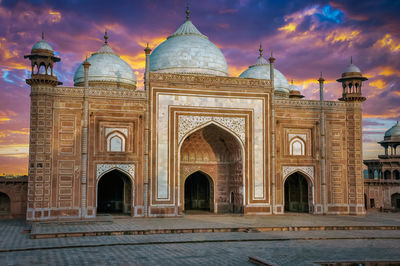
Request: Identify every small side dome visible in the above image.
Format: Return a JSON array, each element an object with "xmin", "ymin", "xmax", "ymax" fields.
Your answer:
[
  {"xmin": 149, "ymin": 8, "xmax": 228, "ymax": 76},
  {"xmin": 384, "ymin": 121, "xmax": 400, "ymax": 140},
  {"xmin": 343, "ymin": 63, "xmax": 361, "ymax": 73},
  {"xmin": 239, "ymin": 46, "xmax": 290, "ymax": 93},
  {"xmin": 74, "ymin": 31, "xmax": 136, "ymax": 89},
  {"xmin": 32, "ymin": 33, "xmax": 53, "ymax": 53},
  {"xmin": 288, "ymin": 80, "xmax": 304, "ymax": 99},
  {"xmin": 339, "ymin": 57, "xmax": 366, "ymax": 79}
]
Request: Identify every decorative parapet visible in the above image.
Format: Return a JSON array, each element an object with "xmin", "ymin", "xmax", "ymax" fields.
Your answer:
[
  {"xmin": 31, "ymin": 86, "xmax": 146, "ymax": 99},
  {"xmin": 149, "ymin": 72, "xmax": 272, "ymax": 89},
  {"xmin": 274, "ymin": 98, "xmax": 346, "ymax": 109}
]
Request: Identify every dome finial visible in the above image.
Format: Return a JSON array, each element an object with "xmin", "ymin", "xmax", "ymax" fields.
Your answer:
[
  {"xmin": 350, "ymin": 56, "xmax": 353, "ymax": 64},
  {"xmin": 186, "ymin": 1, "xmax": 190, "ymax": 21},
  {"xmin": 104, "ymin": 29, "xmax": 108, "ymax": 44},
  {"xmin": 291, "ymin": 79, "xmax": 294, "ymax": 85},
  {"xmin": 259, "ymin": 43, "xmax": 263, "ymax": 57},
  {"xmin": 41, "ymin": 32, "xmax": 44, "ymax": 40}
]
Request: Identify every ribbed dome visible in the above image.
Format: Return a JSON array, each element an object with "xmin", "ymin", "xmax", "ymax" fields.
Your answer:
[
  {"xmin": 74, "ymin": 36, "xmax": 136, "ymax": 88},
  {"xmin": 384, "ymin": 121, "xmax": 400, "ymax": 139},
  {"xmin": 239, "ymin": 53, "xmax": 290, "ymax": 93},
  {"xmin": 149, "ymin": 19, "xmax": 228, "ymax": 76}
]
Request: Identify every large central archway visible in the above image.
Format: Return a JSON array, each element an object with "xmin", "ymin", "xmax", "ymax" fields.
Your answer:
[
  {"xmin": 284, "ymin": 172, "xmax": 311, "ymax": 213},
  {"xmin": 97, "ymin": 170, "xmax": 132, "ymax": 214},
  {"xmin": 180, "ymin": 123, "xmax": 244, "ymax": 214},
  {"xmin": 184, "ymin": 171, "xmax": 213, "ymax": 212}
]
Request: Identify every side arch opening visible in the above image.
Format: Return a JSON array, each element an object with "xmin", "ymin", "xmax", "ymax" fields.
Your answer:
[
  {"xmin": 0, "ymin": 192, "xmax": 10, "ymax": 215},
  {"xmin": 284, "ymin": 172, "xmax": 312, "ymax": 213},
  {"xmin": 97, "ymin": 169, "xmax": 132, "ymax": 215}
]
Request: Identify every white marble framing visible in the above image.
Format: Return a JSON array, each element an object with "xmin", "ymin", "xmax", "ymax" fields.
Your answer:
[
  {"xmin": 282, "ymin": 166, "xmax": 314, "ymax": 181},
  {"xmin": 96, "ymin": 164, "xmax": 135, "ymax": 180},
  {"xmin": 177, "ymin": 115, "xmax": 246, "ymax": 145},
  {"xmin": 153, "ymin": 90, "xmax": 268, "ymax": 202}
]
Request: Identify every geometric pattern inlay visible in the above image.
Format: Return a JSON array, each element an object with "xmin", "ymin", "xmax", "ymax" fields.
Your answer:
[
  {"xmin": 282, "ymin": 166, "xmax": 314, "ymax": 181},
  {"xmin": 96, "ymin": 164, "xmax": 135, "ymax": 179},
  {"xmin": 178, "ymin": 115, "xmax": 245, "ymax": 145}
]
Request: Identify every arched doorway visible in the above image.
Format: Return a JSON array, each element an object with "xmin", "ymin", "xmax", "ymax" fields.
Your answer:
[
  {"xmin": 180, "ymin": 124, "xmax": 243, "ymax": 214},
  {"xmin": 384, "ymin": 170, "xmax": 391, "ymax": 179},
  {"xmin": 284, "ymin": 172, "xmax": 311, "ymax": 213},
  {"xmin": 391, "ymin": 193, "xmax": 400, "ymax": 210},
  {"xmin": 97, "ymin": 170, "xmax": 132, "ymax": 214},
  {"xmin": 0, "ymin": 192, "xmax": 10, "ymax": 215},
  {"xmin": 364, "ymin": 194, "xmax": 368, "ymax": 210},
  {"xmin": 184, "ymin": 171, "xmax": 213, "ymax": 212},
  {"xmin": 394, "ymin": 170, "xmax": 400, "ymax": 180}
]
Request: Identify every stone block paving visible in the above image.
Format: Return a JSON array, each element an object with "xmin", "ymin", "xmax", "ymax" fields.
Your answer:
[
  {"xmin": 1, "ymin": 238, "xmax": 400, "ymax": 265},
  {"xmin": 31, "ymin": 212, "xmax": 400, "ymax": 235},
  {"xmin": 0, "ymin": 212, "xmax": 399, "ymax": 265}
]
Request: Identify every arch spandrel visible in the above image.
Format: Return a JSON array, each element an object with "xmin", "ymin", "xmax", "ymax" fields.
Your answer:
[
  {"xmin": 177, "ymin": 115, "xmax": 246, "ymax": 146},
  {"xmin": 96, "ymin": 164, "xmax": 135, "ymax": 181},
  {"xmin": 282, "ymin": 166, "xmax": 314, "ymax": 184}
]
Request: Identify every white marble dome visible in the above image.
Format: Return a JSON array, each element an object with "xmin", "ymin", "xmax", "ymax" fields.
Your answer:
[
  {"xmin": 239, "ymin": 54, "xmax": 290, "ymax": 93},
  {"xmin": 74, "ymin": 40, "xmax": 136, "ymax": 88},
  {"xmin": 343, "ymin": 63, "xmax": 361, "ymax": 73},
  {"xmin": 32, "ymin": 39, "xmax": 53, "ymax": 52},
  {"xmin": 149, "ymin": 19, "xmax": 228, "ymax": 76},
  {"xmin": 384, "ymin": 121, "xmax": 400, "ymax": 139}
]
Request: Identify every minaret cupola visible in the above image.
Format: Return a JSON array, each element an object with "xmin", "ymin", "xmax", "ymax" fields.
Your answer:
[
  {"xmin": 337, "ymin": 57, "xmax": 367, "ymax": 102},
  {"xmin": 24, "ymin": 32, "xmax": 61, "ymax": 86}
]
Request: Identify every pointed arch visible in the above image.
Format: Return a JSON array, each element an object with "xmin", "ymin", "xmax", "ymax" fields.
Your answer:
[
  {"xmin": 179, "ymin": 122, "xmax": 245, "ymax": 214},
  {"xmin": 179, "ymin": 120, "xmax": 245, "ymax": 149},
  {"xmin": 106, "ymin": 130, "xmax": 126, "ymax": 152},
  {"xmin": 96, "ymin": 168, "xmax": 134, "ymax": 215}
]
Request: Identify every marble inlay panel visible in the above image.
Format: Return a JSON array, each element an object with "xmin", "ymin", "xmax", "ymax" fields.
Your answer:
[{"xmin": 156, "ymin": 92, "xmax": 266, "ymax": 200}]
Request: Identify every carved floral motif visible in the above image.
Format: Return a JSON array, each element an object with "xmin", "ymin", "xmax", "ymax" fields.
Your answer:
[
  {"xmin": 178, "ymin": 115, "xmax": 245, "ymax": 144},
  {"xmin": 96, "ymin": 164, "xmax": 135, "ymax": 179},
  {"xmin": 282, "ymin": 166, "xmax": 314, "ymax": 181}
]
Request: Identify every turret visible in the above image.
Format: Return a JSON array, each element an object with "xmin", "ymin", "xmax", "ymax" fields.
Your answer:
[
  {"xmin": 24, "ymin": 32, "xmax": 62, "ymax": 86},
  {"xmin": 337, "ymin": 57, "xmax": 366, "ymax": 102}
]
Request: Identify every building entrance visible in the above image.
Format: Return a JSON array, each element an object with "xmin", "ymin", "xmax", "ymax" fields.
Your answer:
[
  {"xmin": 184, "ymin": 171, "xmax": 212, "ymax": 212},
  {"xmin": 0, "ymin": 192, "xmax": 10, "ymax": 215},
  {"xmin": 284, "ymin": 172, "xmax": 310, "ymax": 213},
  {"xmin": 392, "ymin": 193, "xmax": 400, "ymax": 210},
  {"xmin": 97, "ymin": 170, "xmax": 132, "ymax": 214}
]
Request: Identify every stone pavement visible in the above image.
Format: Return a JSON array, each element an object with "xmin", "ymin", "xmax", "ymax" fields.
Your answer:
[
  {"xmin": 30, "ymin": 212, "xmax": 400, "ymax": 238},
  {"xmin": 0, "ymin": 212, "xmax": 399, "ymax": 265}
]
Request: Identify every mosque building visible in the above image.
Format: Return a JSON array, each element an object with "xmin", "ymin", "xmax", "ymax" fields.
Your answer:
[
  {"xmin": 364, "ymin": 122, "xmax": 400, "ymax": 210},
  {"xmin": 22, "ymin": 8, "xmax": 367, "ymax": 220}
]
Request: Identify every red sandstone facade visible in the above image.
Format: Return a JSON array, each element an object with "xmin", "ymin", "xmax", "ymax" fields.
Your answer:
[{"xmin": 21, "ymin": 24, "xmax": 368, "ymax": 221}]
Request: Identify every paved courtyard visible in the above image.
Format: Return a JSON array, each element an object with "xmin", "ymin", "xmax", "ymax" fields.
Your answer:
[{"xmin": 0, "ymin": 212, "xmax": 399, "ymax": 265}]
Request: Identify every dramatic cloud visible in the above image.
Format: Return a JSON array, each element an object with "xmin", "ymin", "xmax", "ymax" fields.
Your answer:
[{"xmin": 0, "ymin": 0, "xmax": 399, "ymax": 173}]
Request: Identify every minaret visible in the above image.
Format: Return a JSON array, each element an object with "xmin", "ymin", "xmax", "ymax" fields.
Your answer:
[
  {"xmin": 318, "ymin": 73, "xmax": 326, "ymax": 214},
  {"xmin": 337, "ymin": 57, "xmax": 367, "ymax": 102},
  {"xmin": 337, "ymin": 58, "xmax": 366, "ymax": 215},
  {"xmin": 143, "ymin": 42, "xmax": 152, "ymax": 217},
  {"xmin": 80, "ymin": 58, "xmax": 91, "ymax": 218},
  {"xmin": 269, "ymin": 51, "xmax": 275, "ymax": 89},
  {"xmin": 24, "ymin": 33, "xmax": 61, "ymax": 221}
]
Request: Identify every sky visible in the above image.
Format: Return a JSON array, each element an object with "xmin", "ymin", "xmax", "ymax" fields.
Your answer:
[{"xmin": 0, "ymin": 0, "xmax": 399, "ymax": 175}]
